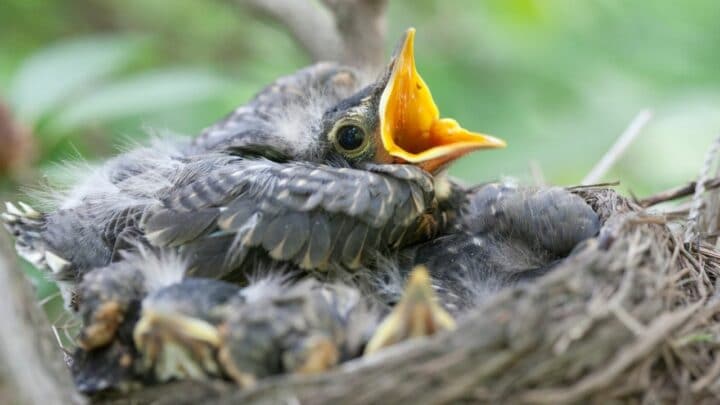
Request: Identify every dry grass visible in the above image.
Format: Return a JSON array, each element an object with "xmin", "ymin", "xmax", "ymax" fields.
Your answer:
[
  {"xmin": 4, "ymin": 163, "xmax": 720, "ymax": 405},
  {"xmin": 84, "ymin": 183, "xmax": 720, "ymax": 405}
]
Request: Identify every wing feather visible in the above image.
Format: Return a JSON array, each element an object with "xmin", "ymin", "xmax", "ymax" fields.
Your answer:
[{"xmin": 142, "ymin": 158, "xmax": 437, "ymax": 278}]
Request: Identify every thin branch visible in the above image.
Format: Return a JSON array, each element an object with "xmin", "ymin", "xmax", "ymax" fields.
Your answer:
[
  {"xmin": 239, "ymin": 0, "xmax": 343, "ymax": 63},
  {"xmin": 638, "ymin": 177, "xmax": 720, "ymax": 208},
  {"xmin": 582, "ymin": 109, "xmax": 653, "ymax": 185},
  {"xmin": 321, "ymin": 0, "xmax": 389, "ymax": 73},
  {"xmin": 567, "ymin": 181, "xmax": 621, "ymax": 191},
  {"xmin": 521, "ymin": 301, "xmax": 701, "ymax": 404},
  {"xmin": 233, "ymin": 0, "xmax": 389, "ymax": 73},
  {"xmin": 685, "ymin": 134, "xmax": 720, "ymax": 243}
]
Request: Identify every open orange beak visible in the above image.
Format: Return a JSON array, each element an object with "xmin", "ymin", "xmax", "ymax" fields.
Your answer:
[{"xmin": 379, "ymin": 28, "xmax": 506, "ymax": 173}]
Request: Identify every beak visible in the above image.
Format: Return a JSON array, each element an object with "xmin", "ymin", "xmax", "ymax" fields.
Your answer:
[
  {"xmin": 364, "ymin": 266, "xmax": 455, "ymax": 354},
  {"xmin": 379, "ymin": 28, "xmax": 506, "ymax": 173}
]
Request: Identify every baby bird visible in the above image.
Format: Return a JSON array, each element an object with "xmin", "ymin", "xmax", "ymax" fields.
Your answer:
[{"xmin": 3, "ymin": 29, "xmax": 599, "ymax": 392}]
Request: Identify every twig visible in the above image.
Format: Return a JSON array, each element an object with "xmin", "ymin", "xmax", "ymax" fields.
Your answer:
[
  {"xmin": 582, "ymin": 109, "xmax": 653, "ymax": 185},
  {"xmin": 521, "ymin": 301, "xmax": 701, "ymax": 404},
  {"xmin": 566, "ymin": 181, "xmax": 620, "ymax": 191},
  {"xmin": 239, "ymin": 0, "xmax": 342, "ymax": 63},
  {"xmin": 234, "ymin": 0, "xmax": 389, "ymax": 73},
  {"xmin": 685, "ymin": 134, "xmax": 720, "ymax": 243},
  {"xmin": 638, "ymin": 177, "xmax": 720, "ymax": 207},
  {"xmin": 692, "ymin": 349, "xmax": 720, "ymax": 392},
  {"xmin": 93, "ymin": 192, "xmax": 720, "ymax": 404},
  {"xmin": 321, "ymin": 0, "xmax": 389, "ymax": 73}
]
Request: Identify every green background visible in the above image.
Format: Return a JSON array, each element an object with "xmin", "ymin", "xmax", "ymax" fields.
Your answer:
[{"xmin": 1, "ymin": 0, "xmax": 719, "ymax": 312}]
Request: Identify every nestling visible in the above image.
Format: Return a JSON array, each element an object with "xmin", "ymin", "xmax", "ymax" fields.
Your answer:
[{"xmin": 3, "ymin": 29, "xmax": 600, "ymax": 391}]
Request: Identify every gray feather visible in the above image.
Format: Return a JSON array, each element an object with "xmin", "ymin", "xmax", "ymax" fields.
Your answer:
[{"xmin": 141, "ymin": 159, "xmax": 438, "ymax": 278}]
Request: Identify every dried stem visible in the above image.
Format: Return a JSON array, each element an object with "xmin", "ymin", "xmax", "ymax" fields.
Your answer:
[
  {"xmin": 582, "ymin": 109, "xmax": 653, "ymax": 185},
  {"xmin": 234, "ymin": 0, "xmax": 389, "ymax": 73},
  {"xmin": 238, "ymin": 0, "xmax": 342, "ymax": 62},
  {"xmin": 638, "ymin": 177, "xmax": 720, "ymax": 208},
  {"xmin": 96, "ymin": 190, "xmax": 720, "ymax": 404},
  {"xmin": 685, "ymin": 134, "xmax": 720, "ymax": 243},
  {"xmin": 321, "ymin": 0, "xmax": 388, "ymax": 73},
  {"xmin": 0, "ymin": 188, "xmax": 713, "ymax": 404},
  {"xmin": 520, "ymin": 301, "xmax": 701, "ymax": 404}
]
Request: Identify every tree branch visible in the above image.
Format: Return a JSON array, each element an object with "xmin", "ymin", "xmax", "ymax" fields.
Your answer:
[
  {"xmin": 240, "ymin": 0, "xmax": 343, "ymax": 63},
  {"xmin": 321, "ymin": 0, "xmax": 388, "ymax": 73},
  {"xmin": 637, "ymin": 177, "xmax": 720, "ymax": 207},
  {"xmin": 233, "ymin": 0, "xmax": 389, "ymax": 73},
  {"xmin": 0, "ymin": 231, "xmax": 82, "ymax": 404}
]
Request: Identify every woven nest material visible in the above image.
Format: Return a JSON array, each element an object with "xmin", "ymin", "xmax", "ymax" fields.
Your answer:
[
  {"xmin": 2, "ymin": 184, "xmax": 720, "ymax": 405},
  {"xmin": 71, "ymin": 185, "xmax": 715, "ymax": 405}
]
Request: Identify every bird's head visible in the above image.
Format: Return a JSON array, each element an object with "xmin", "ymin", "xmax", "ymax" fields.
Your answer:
[{"xmin": 321, "ymin": 28, "xmax": 505, "ymax": 173}]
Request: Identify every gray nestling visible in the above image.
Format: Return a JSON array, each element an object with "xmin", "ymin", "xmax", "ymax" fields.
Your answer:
[{"xmin": 3, "ymin": 29, "xmax": 599, "ymax": 390}]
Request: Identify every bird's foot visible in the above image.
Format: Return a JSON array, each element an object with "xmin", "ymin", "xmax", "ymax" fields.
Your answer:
[
  {"xmin": 1, "ymin": 201, "xmax": 57, "ymax": 272},
  {"xmin": 364, "ymin": 266, "xmax": 455, "ymax": 354}
]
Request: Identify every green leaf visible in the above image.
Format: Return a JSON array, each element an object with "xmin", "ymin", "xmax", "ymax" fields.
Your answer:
[
  {"xmin": 8, "ymin": 35, "xmax": 145, "ymax": 122},
  {"xmin": 50, "ymin": 69, "xmax": 231, "ymax": 133}
]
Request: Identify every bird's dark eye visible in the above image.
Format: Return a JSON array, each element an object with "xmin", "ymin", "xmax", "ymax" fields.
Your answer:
[{"xmin": 335, "ymin": 125, "xmax": 366, "ymax": 151}]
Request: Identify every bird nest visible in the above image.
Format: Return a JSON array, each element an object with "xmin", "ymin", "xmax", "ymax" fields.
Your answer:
[
  {"xmin": 2, "ymin": 182, "xmax": 720, "ymax": 405},
  {"xmin": 0, "ymin": 171, "xmax": 716, "ymax": 405},
  {"xmin": 32, "ymin": 183, "xmax": 698, "ymax": 404}
]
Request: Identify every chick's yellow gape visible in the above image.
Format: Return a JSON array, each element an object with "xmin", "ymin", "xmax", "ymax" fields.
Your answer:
[{"xmin": 379, "ymin": 28, "xmax": 506, "ymax": 173}]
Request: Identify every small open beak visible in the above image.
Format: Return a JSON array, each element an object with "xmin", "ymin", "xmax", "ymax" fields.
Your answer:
[{"xmin": 379, "ymin": 28, "xmax": 506, "ymax": 173}]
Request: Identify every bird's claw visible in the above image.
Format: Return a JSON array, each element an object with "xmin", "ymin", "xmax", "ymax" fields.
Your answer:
[
  {"xmin": 4, "ymin": 201, "xmax": 41, "ymax": 220},
  {"xmin": 2, "ymin": 201, "xmax": 52, "ymax": 270},
  {"xmin": 365, "ymin": 266, "xmax": 455, "ymax": 354}
]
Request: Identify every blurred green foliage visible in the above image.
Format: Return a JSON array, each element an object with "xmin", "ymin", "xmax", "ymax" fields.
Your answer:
[{"xmin": 3, "ymin": 0, "xmax": 719, "ymax": 193}]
